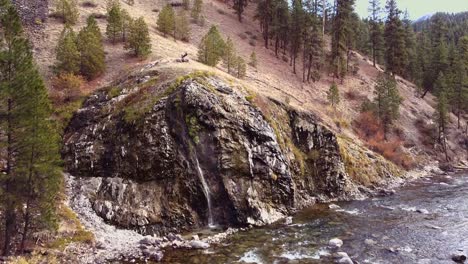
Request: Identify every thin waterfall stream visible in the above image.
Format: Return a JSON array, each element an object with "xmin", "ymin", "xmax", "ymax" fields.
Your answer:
[{"xmin": 194, "ymin": 156, "xmax": 215, "ymax": 228}]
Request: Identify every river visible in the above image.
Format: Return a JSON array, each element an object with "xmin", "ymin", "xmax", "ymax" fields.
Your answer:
[{"xmin": 160, "ymin": 173, "xmax": 468, "ymax": 263}]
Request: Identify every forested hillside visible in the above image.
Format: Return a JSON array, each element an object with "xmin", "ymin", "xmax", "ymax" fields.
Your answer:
[{"xmin": 1, "ymin": 0, "xmax": 467, "ymax": 262}]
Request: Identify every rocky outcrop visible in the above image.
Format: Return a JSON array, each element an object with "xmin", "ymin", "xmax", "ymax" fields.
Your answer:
[{"xmin": 62, "ymin": 70, "xmax": 360, "ymax": 235}]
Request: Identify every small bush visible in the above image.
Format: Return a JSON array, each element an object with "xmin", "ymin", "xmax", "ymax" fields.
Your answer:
[
  {"xmin": 249, "ymin": 39, "xmax": 256, "ymax": 46},
  {"xmin": 51, "ymin": 73, "xmax": 84, "ymax": 104},
  {"xmin": 217, "ymin": 8, "xmax": 226, "ymax": 15},
  {"xmin": 251, "ymin": 35, "xmax": 258, "ymax": 40},
  {"xmin": 345, "ymin": 90, "xmax": 362, "ymax": 101}
]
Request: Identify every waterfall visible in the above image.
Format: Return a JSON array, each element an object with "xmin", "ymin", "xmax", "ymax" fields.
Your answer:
[
  {"xmin": 244, "ymin": 142, "xmax": 254, "ymax": 178},
  {"xmin": 194, "ymin": 157, "xmax": 215, "ymax": 228}
]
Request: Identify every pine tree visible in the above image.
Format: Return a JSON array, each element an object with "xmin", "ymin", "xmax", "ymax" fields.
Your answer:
[
  {"xmin": 434, "ymin": 90, "xmax": 450, "ymax": 161},
  {"xmin": 383, "ymin": 0, "xmax": 407, "ymax": 76},
  {"xmin": 0, "ymin": 2, "xmax": 61, "ymax": 255},
  {"xmin": 157, "ymin": 4, "xmax": 175, "ymax": 38},
  {"xmin": 233, "ymin": 0, "xmax": 248, "ymax": 22},
  {"xmin": 327, "ymin": 83, "xmax": 340, "ymax": 108},
  {"xmin": 236, "ymin": 56, "xmax": 247, "ymax": 78},
  {"xmin": 289, "ymin": 0, "xmax": 304, "ymax": 74},
  {"xmin": 453, "ymin": 36, "xmax": 468, "ymax": 128},
  {"xmin": 197, "ymin": 25, "xmax": 225, "ymax": 66},
  {"xmin": 77, "ymin": 18, "xmax": 106, "ymax": 79},
  {"xmin": 125, "ymin": 17, "xmax": 152, "ymax": 58},
  {"xmin": 270, "ymin": 0, "xmax": 289, "ymax": 56},
  {"xmin": 55, "ymin": 0, "xmax": 79, "ymax": 25},
  {"xmin": 86, "ymin": 15, "xmax": 103, "ymax": 42},
  {"xmin": 174, "ymin": 11, "xmax": 190, "ymax": 42},
  {"xmin": 223, "ymin": 37, "xmax": 237, "ymax": 73},
  {"xmin": 255, "ymin": 0, "xmax": 273, "ymax": 49},
  {"xmin": 191, "ymin": 0, "xmax": 203, "ymax": 22},
  {"xmin": 249, "ymin": 51, "xmax": 257, "ymax": 68},
  {"xmin": 106, "ymin": 2, "xmax": 122, "ymax": 43},
  {"xmin": 373, "ymin": 73, "xmax": 402, "ymax": 139},
  {"xmin": 121, "ymin": 9, "xmax": 132, "ymax": 42},
  {"xmin": 303, "ymin": 15, "xmax": 323, "ymax": 82},
  {"xmin": 331, "ymin": 0, "xmax": 355, "ymax": 82},
  {"xmin": 55, "ymin": 26, "xmax": 80, "ymax": 75},
  {"xmin": 368, "ymin": 0, "xmax": 383, "ymax": 67}
]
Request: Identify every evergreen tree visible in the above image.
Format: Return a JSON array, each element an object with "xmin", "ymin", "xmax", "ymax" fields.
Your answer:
[
  {"xmin": 331, "ymin": 0, "xmax": 354, "ymax": 82},
  {"xmin": 77, "ymin": 19, "xmax": 106, "ymax": 79},
  {"xmin": 249, "ymin": 51, "xmax": 257, "ymax": 68},
  {"xmin": 0, "ymin": 2, "xmax": 61, "ymax": 255},
  {"xmin": 233, "ymin": 0, "xmax": 248, "ymax": 22},
  {"xmin": 55, "ymin": 0, "xmax": 79, "ymax": 25},
  {"xmin": 174, "ymin": 11, "xmax": 190, "ymax": 42},
  {"xmin": 434, "ymin": 90, "xmax": 450, "ymax": 161},
  {"xmin": 402, "ymin": 10, "xmax": 417, "ymax": 80},
  {"xmin": 373, "ymin": 73, "xmax": 402, "ymax": 139},
  {"xmin": 255, "ymin": 0, "xmax": 273, "ymax": 49},
  {"xmin": 191, "ymin": 0, "xmax": 203, "ymax": 22},
  {"xmin": 327, "ymin": 83, "xmax": 340, "ymax": 108},
  {"xmin": 270, "ymin": 0, "xmax": 289, "ymax": 56},
  {"xmin": 197, "ymin": 26, "xmax": 226, "ymax": 66},
  {"xmin": 55, "ymin": 26, "xmax": 80, "ymax": 75},
  {"xmin": 223, "ymin": 37, "xmax": 237, "ymax": 73},
  {"xmin": 106, "ymin": 2, "xmax": 122, "ymax": 43},
  {"xmin": 289, "ymin": 0, "xmax": 304, "ymax": 74},
  {"xmin": 236, "ymin": 56, "xmax": 247, "ymax": 78},
  {"xmin": 453, "ymin": 36, "xmax": 468, "ymax": 128},
  {"xmin": 368, "ymin": 0, "xmax": 383, "ymax": 67},
  {"xmin": 121, "ymin": 9, "xmax": 132, "ymax": 42},
  {"xmin": 303, "ymin": 15, "xmax": 323, "ymax": 82},
  {"xmin": 125, "ymin": 17, "xmax": 152, "ymax": 58},
  {"xmin": 157, "ymin": 4, "xmax": 175, "ymax": 38},
  {"xmin": 383, "ymin": 0, "xmax": 407, "ymax": 75}
]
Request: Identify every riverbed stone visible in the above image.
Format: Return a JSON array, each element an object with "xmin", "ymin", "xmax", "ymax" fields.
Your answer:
[
  {"xmin": 189, "ymin": 240, "xmax": 210, "ymax": 249},
  {"xmin": 333, "ymin": 252, "xmax": 354, "ymax": 264},
  {"xmin": 451, "ymin": 252, "xmax": 467, "ymax": 263},
  {"xmin": 329, "ymin": 238, "xmax": 344, "ymax": 249}
]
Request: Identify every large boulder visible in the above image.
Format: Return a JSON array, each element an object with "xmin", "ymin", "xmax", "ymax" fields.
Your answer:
[{"xmin": 62, "ymin": 71, "xmax": 355, "ymax": 235}]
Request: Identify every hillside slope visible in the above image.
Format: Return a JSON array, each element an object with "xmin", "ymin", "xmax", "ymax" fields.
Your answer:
[{"xmin": 19, "ymin": 0, "xmax": 467, "ymax": 167}]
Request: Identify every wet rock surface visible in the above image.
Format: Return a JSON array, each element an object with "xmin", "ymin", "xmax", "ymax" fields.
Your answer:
[{"xmin": 63, "ymin": 73, "xmax": 360, "ymax": 235}]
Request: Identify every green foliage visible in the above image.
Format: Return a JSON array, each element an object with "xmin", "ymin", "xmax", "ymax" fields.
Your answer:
[
  {"xmin": 77, "ymin": 18, "xmax": 106, "ymax": 80},
  {"xmin": 223, "ymin": 37, "xmax": 237, "ymax": 73},
  {"xmin": 121, "ymin": 9, "xmax": 132, "ymax": 42},
  {"xmin": 125, "ymin": 17, "xmax": 152, "ymax": 58},
  {"xmin": 185, "ymin": 114, "xmax": 201, "ymax": 144},
  {"xmin": 384, "ymin": 0, "xmax": 408, "ymax": 76},
  {"xmin": 0, "ymin": 2, "xmax": 62, "ymax": 254},
  {"xmin": 191, "ymin": 0, "xmax": 203, "ymax": 22},
  {"xmin": 54, "ymin": 0, "xmax": 79, "ymax": 24},
  {"xmin": 106, "ymin": 2, "xmax": 122, "ymax": 43},
  {"xmin": 157, "ymin": 5, "xmax": 175, "ymax": 37},
  {"xmin": 198, "ymin": 26, "xmax": 225, "ymax": 66},
  {"xmin": 373, "ymin": 73, "xmax": 402, "ymax": 137},
  {"xmin": 235, "ymin": 56, "xmax": 247, "ymax": 79},
  {"xmin": 174, "ymin": 11, "xmax": 190, "ymax": 41},
  {"xmin": 327, "ymin": 83, "xmax": 340, "ymax": 108},
  {"xmin": 55, "ymin": 26, "xmax": 80, "ymax": 75},
  {"xmin": 331, "ymin": 0, "xmax": 355, "ymax": 80}
]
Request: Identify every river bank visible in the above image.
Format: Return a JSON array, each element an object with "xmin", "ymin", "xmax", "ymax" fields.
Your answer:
[{"xmin": 62, "ymin": 163, "xmax": 465, "ymax": 263}]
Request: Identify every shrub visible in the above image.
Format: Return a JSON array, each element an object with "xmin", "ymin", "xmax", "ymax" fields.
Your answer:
[
  {"xmin": 217, "ymin": 8, "xmax": 226, "ymax": 15},
  {"xmin": 51, "ymin": 73, "xmax": 84, "ymax": 104},
  {"xmin": 251, "ymin": 35, "xmax": 258, "ymax": 40},
  {"xmin": 248, "ymin": 39, "xmax": 256, "ymax": 46},
  {"xmin": 354, "ymin": 111, "xmax": 414, "ymax": 169}
]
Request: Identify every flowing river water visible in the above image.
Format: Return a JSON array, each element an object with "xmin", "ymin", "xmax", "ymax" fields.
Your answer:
[{"xmin": 159, "ymin": 173, "xmax": 468, "ymax": 263}]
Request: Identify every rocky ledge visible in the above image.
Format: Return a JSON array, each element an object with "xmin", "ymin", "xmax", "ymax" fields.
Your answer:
[{"xmin": 62, "ymin": 69, "xmax": 384, "ymax": 236}]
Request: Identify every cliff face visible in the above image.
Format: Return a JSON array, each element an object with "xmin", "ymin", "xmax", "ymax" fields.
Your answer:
[{"xmin": 62, "ymin": 70, "xmax": 369, "ymax": 235}]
